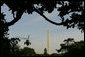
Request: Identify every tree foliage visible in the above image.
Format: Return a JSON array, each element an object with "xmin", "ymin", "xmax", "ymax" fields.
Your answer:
[
  {"xmin": 0, "ymin": 13, "xmax": 10, "ymax": 56},
  {"xmin": 0, "ymin": 0, "xmax": 84, "ymax": 56},
  {"xmin": 10, "ymin": 38, "xmax": 20, "ymax": 56},
  {"xmin": 44, "ymin": 48, "xmax": 48, "ymax": 55},
  {"xmin": 1, "ymin": 0, "xmax": 84, "ymax": 31},
  {"xmin": 20, "ymin": 47, "xmax": 36, "ymax": 56},
  {"xmin": 24, "ymin": 36, "xmax": 31, "ymax": 46},
  {"xmin": 57, "ymin": 38, "xmax": 84, "ymax": 56}
]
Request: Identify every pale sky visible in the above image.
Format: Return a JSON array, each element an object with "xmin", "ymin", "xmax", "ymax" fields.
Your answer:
[{"xmin": 1, "ymin": 4, "xmax": 84, "ymax": 54}]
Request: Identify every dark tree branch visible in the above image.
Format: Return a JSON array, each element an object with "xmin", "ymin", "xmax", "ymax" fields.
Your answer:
[
  {"xmin": 34, "ymin": 7, "xmax": 63, "ymax": 25},
  {"xmin": 34, "ymin": 7, "xmax": 80, "ymax": 27},
  {"xmin": 6, "ymin": 11, "xmax": 23, "ymax": 26}
]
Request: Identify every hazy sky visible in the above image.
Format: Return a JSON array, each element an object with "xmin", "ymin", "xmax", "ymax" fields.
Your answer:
[{"xmin": 1, "ymin": 4, "xmax": 84, "ymax": 54}]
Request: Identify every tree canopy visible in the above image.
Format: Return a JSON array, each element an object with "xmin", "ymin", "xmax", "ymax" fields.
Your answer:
[
  {"xmin": 0, "ymin": 0, "xmax": 84, "ymax": 56},
  {"xmin": 0, "ymin": 13, "xmax": 10, "ymax": 56},
  {"xmin": 57, "ymin": 38, "xmax": 84, "ymax": 56},
  {"xmin": 1, "ymin": 0, "xmax": 84, "ymax": 31}
]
